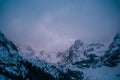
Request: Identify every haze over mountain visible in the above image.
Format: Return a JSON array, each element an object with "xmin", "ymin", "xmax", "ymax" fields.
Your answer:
[{"xmin": 0, "ymin": 30, "xmax": 120, "ymax": 80}]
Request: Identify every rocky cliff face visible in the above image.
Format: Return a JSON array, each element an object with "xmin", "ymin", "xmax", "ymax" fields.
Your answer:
[
  {"xmin": 70, "ymin": 34, "xmax": 120, "ymax": 69},
  {"xmin": 57, "ymin": 33, "xmax": 120, "ymax": 70},
  {"xmin": 57, "ymin": 40, "xmax": 106, "ymax": 65},
  {"xmin": 104, "ymin": 34, "xmax": 120, "ymax": 67},
  {"xmin": 59, "ymin": 40, "xmax": 85, "ymax": 64}
]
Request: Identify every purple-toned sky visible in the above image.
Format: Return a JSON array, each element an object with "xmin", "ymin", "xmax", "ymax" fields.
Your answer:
[{"xmin": 0, "ymin": 0, "xmax": 120, "ymax": 53}]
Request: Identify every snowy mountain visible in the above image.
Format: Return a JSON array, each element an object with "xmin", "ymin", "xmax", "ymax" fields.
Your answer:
[
  {"xmin": 104, "ymin": 34, "xmax": 120, "ymax": 67},
  {"xmin": 17, "ymin": 45, "xmax": 36, "ymax": 57},
  {"xmin": 36, "ymin": 50, "xmax": 51, "ymax": 62},
  {"xmin": 57, "ymin": 40, "xmax": 85, "ymax": 64},
  {"xmin": 68, "ymin": 34, "xmax": 120, "ymax": 80},
  {"xmin": 15, "ymin": 43, "xmax": 52, "ymax": 62},
  {"xmin": 0, "ymin": 31, "xmax": 84, "ymax": 80},
  {"xmin": 0, "ymin": 30, "xmax": 120, "ymax": 80},
  {"xmin": 64, "ymin": 34, "xmax": 120, "ymax": 68},
  {"xmin": 57, "ymin": 40, "xmax": 106, "ymax": 65},
  {"xmin": 85, "ymin": 42, "xmax": 106, "ymax": 56}
]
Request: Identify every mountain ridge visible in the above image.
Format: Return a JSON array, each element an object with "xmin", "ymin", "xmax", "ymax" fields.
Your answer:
[
  {"xmin": 0, "ymin": 31, "xmax": 84, "ymax": 80},
  {"xmin": 0, "ymin": 30, "xmax": 120, "ymax": 80}
]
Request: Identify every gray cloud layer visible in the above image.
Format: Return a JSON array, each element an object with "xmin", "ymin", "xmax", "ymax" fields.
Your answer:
[{"xmin": 0, "ymin": 0, "xmax": 120, "ymax": 53}]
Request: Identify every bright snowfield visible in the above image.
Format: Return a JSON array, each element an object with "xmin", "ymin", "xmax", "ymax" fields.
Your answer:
[
  {"xmin": 0, "ymin": 30, "xmax": 120, "ymax": 80},
  {"xmin": 82, "ymin": 64, "xmax": 120, "ymax": 80}
]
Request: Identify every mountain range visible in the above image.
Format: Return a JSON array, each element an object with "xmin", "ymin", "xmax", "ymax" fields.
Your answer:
[
  {"xmin": 0, "ymin": 30, "xmax": 120, "ymax": 80},
  {"xmin": 0, "ymin": 31, "xmax": 84, "ymax": 80}
]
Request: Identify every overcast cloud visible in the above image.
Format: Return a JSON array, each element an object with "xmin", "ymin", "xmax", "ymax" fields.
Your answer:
[{"xmin": 0, "ymin": 0, "xmax": 120, "ymax": 53}]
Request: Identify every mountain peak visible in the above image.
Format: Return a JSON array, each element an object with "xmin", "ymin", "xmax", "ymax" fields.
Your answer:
[
  {"xmin": 0, "ymin": 30, "xmax": 7, "ymax": 42},
  {"xmin": 113, "ymin": 33, "xmax": 120, "ymax": 45},
  {"xmin": 74, "ymin": 40, "xmax": 83, "ymax": 46},
  {"xmin": 107, "ymin": 33, "xmax": 120, "ymax": 50},
  {"xmin": 115, "ymin": 33, "xmax": 120, "ymax": 37},
  {"xmin": 70, "ymin": 40, "xmax": 84, "ymax": 50},
  {"xmin": 104, "ymin": 33, "xmax": 120, "ymax": 67},
  {"xmin": 0, "ymin": 30, "xmax": 18, "ymax": 52},
  {"xmin": 75, "ymin": 40, "xmax": 82, "ymax": 44}
]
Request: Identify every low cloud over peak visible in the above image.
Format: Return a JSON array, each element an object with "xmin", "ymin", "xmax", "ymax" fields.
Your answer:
[{"xmin": 0, "ymin": 0, "xmax": 120, "ymax": 53}]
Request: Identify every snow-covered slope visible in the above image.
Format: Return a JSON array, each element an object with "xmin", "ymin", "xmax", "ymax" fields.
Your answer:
[
  {"xmin": 85, "ymin": 43, "xmax": 106, "ymax": 56},
  {"xmin": 0, "ymin": 31, "xmax": 84, "ymax": 80},
  {"xmin": 82, "ymin": 64, "xmax": 120, "ymax": 80}
]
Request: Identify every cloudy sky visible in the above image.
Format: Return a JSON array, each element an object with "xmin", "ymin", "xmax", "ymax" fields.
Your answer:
[{"xmin": 0, "ymin": 0, "xmax": 120, "ymax": 53}]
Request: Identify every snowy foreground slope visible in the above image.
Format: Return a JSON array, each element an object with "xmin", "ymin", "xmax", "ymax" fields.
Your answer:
[
  {"xmin": 0, "ymin": 31, "xmax": 84, "ymax": 80},
  {"xmin": 82, "ymin": 64, "xmax": 120, "ymax": 80}
]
